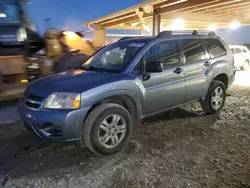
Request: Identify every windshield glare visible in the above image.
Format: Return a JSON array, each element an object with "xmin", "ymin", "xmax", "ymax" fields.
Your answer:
[
  {"xmin": 0, "ymin": 1, "xmax": 20, "ymax": 24},
  {"xmin": 82, "ymin": 41, "xmax": 146, "ymax": 72}
]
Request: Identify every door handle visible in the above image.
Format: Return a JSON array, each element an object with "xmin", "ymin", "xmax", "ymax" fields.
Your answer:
[
  {"xmin": 173, "ymin": 67, "xmax": 183, "ymax": 74},
  {"xmin": 204, "ymin": 61, "xmax": 211, "ymax": 67}
]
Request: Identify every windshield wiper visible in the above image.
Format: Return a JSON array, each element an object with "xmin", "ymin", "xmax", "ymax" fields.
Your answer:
[
  {"xmin": 80, "ymin": 65, "xmax": 99, "ymax": 71},
  {"xmin": 80, "ymin": 65, "xmax": 119, "ymax": 73}
]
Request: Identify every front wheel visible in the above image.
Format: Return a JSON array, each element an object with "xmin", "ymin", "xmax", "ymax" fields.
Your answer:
[
  {"xmin": 201, "ymin": 80, "xmax": 226, "ymax": 114},
  {"xmin": 83, "ymin": 103, "xmax": 133, "ymax": 155}
]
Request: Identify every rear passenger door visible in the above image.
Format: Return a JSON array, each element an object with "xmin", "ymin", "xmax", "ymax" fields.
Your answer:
[{"xmin": 180, "ymin": 39, "xmax": 209, "ymax": 102}]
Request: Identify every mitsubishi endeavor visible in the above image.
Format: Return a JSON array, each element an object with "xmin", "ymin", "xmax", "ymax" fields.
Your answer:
[{"xmin": 19, "ymin": 31, "xmax": 236, "ymax": 155}]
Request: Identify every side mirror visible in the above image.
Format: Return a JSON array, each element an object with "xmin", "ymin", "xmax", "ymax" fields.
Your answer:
[{"xmin": 145, "ymin": 61, "xmax": 163, "ymax": 73}]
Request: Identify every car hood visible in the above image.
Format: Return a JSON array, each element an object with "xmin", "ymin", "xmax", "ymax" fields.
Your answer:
[{"xmin": 27, "ymin": 69, "xmax": 120, "ymax": 97}]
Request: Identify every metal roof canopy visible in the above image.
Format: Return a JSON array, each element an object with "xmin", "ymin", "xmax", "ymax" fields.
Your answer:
[{"xmin": 84, "ymin": 0, "xmax": 250, "ymax": 35}]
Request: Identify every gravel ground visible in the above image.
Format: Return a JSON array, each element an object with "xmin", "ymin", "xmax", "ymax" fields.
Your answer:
[
  {"xmin": 0, "ymin": 76, "xmax": 250, "ymax": 188},
  {"xmin": 0, "ymin": 89, "xmax": 24, "ymax": 103}
]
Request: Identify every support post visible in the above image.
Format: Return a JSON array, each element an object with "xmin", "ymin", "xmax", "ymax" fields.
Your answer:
[
  {"xmin": 153, "ymin": 14, "xmax": 161, "ymax": 36},
  {"xmin": 92, "ymin": 28, "xmax": 106, "ymax": 48}
]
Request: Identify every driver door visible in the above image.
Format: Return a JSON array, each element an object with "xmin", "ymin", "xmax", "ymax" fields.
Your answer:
[{"xmin": 138, "ymin": 40, "xmax": 186, "ymax": 116}]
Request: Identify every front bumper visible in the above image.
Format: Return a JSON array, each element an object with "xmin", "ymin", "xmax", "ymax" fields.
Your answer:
[{"xmin": 18, "ymin": 100, "xmax": 90, "ymax": 145}]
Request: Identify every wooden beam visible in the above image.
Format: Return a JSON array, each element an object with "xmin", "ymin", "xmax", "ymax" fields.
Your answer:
[
  {"xmin": 106, "ymin": 25, "xmax": 142, "ymax": 30},
  {"xmin": 160, "ymin": 12, "xmax": 250, "ymax": 24},
  {"xmin": 102, "ymin": 15, "xmax": 140, "ymax": 27},
  {"xmin": 102, "ymin": 13, "xmax": 152, "ymax": 28},
  {"xmin": 94, "ymin": 12, "xmax": 136, "ymax": 25},
  {"xmin": 155, "ymin": 0, "xmax": 219, "ymax": 14},
  {"xmin": 154, "ymin": 0, "xmax": 188, "ymax": 8},
  {"xmin": 198, "ymin": 5, "xmax": 250, "ymax": 15},
  {"xmin": 189, "ymin": 0, "xmax": 249, "ymax": 13},
  {"xmin": 193, "ymin": 0, "xmax": 250, "ymax": 13}
]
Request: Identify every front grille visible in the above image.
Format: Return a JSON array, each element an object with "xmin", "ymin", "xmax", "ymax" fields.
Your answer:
[
  {"xmin": 28, "ymin": 94, "xmax": 44, "ymax": 101},
  {"xmin": 24, "ymin": 94, "xmax": 45, "ymax": 109}
]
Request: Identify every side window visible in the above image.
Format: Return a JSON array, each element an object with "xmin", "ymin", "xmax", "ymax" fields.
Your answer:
[
  {"xmin": 243, "ymin": 48, "xmax": 249, "ymax": 53},
  {"xmin": 204, "ymin": 39, "xmax": 227, "ymax": 58},
  {"xmin": 144, "ymin": 40, "xmax": 179, "ymax": 68},
  {"xmin": 181, "ymin": 39, "xmax": 205, "ymax": 63},
  {"xmin": 235, "ymin": 48, "xmax": 243, "ymax": 54},
  {"xmin": 133, "ymin": 58, "xmax": 143, "ymax": 74}
]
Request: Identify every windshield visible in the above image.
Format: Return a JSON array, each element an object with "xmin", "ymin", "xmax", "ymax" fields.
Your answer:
[
  {"xmin": 81, "ymin": 40, "xmax": 146, "ymax": 72},
  {"xmin": 0, "ymin": 0, "xmax": 20, "ymax": 24}
]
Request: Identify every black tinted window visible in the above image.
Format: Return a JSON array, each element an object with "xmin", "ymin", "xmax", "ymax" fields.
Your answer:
[
  {"xmin": 144, "ymin": 40, "xmax": 179, "ymax": 68},
  {"xmin": 182, "ymin": 39, "xmax": 205, "ymax": 63},
  {"xmin": 204, "ymin": 39, "xmax": 227, "ymax": 58}
]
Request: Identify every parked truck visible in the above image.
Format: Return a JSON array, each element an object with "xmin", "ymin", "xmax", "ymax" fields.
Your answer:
[{"xmin": 0, "ymin": 0, "xmax": 43, "ymax": 92}]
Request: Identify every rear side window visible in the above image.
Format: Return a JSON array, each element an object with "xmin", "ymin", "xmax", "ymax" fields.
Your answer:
[
  {"xmin": 204, "ymin": 39, "xmax": 227, "ymax": 58},
  {"xmin": 235, "ymin": 48, "xmax": 243, "ymax": 54},
  {"xmin": 181, "ymin": 39, "xmax": 205, "ymax": 63}
]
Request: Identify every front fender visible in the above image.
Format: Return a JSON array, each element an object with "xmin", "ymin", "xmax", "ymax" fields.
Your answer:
[{"xmin": 87, "ymin": 89, "xmax": 142, "ymax": 120}]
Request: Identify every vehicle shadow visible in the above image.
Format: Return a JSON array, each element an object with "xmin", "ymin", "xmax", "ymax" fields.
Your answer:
[{"xmin": 143, "ymin": 107, "xmax": 214, "ymax": 123}]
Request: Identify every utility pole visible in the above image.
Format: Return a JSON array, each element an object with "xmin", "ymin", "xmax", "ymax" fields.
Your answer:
[{"xmin": 44, "ymin": 18, "xmax": 54, "ymax": 30}]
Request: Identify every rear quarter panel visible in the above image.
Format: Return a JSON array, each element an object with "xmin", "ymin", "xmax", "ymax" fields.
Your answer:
[{"xmin": 205, "ymin": 38, "xmax": 234, "ymax": 91}]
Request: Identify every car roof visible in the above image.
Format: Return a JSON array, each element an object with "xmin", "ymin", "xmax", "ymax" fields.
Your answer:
[
  {"xmin": 118, "ymin": 36, "xmax": 156, "ymax": 43},
  {"xmin": 118, "ymin": 34, "xmax": 218, "ymax": 44},
  {"xmin": 229, "ymin": 45, "xmax": 247, "ymax": 49}
]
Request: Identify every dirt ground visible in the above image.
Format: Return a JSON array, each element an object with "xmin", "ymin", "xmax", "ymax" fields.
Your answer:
[{"xmin": 0, "ymin": 72, "xmax": 250, "ymax": 188}]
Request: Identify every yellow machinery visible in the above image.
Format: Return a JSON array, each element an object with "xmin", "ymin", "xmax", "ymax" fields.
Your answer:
[{"xmin": 26, "ymin": 29, "xmax": 106, "ymax": 81}]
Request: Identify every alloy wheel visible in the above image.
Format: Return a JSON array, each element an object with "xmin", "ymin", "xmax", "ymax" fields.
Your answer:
[
  {"xmin": 98, "ymin": 114, "xmax": 127, "ymax": 149},
  {"xmin": 211, "ymin": 86, "xmax": 224, "ymax": 110}
]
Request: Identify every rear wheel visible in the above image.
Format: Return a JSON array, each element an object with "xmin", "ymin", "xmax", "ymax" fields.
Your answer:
[
  {"xmin": 83, "ymin": 103, "xmax": 133, "ymax": 155},
  {"xmin": 201, "ymin": 81, "xmax": 226, "ymax": 114},
  {"xmin": 241, "ymin": 60, "xmax": 249, "ymax": 71}
]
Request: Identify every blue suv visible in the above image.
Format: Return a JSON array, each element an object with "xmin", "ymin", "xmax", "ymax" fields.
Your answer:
[{"xmin": 19, "ymin": 31, "xmax": 236, "ymax": 155}]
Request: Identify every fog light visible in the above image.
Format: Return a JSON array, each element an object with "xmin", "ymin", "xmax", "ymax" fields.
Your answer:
[{"xmin": 21, "ymin": 79, "xmax": 28, "ymax": 83}]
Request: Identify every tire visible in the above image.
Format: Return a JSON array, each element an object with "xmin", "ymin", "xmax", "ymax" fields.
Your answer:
[
  {"xmin": 201, "ymin": 80, "xmax": 226, "ymax": 114},
  {"xmin": 83, "ymin": 103, "xmax": 133, "ymax": 155},
  {"xmin": 241, "ymin": 60, "xmax": 249, "ymax": 71}
]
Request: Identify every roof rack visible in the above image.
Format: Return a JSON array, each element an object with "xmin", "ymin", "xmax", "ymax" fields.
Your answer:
[
  {"xmin": 118, "ymin": 37, "xmax": 135, "ymax": 41},
  {"xmin": 157, "ymin": 30, "xmax": 216, "ymax": 38}
]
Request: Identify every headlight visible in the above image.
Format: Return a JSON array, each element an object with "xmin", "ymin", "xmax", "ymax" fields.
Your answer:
[
  {"xmin": 43, "ymin": 93, "xmax": 81, "ymax": 109},
  {"xmin": 17, "ymin": 27, "xmax": 27, "ymax": 42}
]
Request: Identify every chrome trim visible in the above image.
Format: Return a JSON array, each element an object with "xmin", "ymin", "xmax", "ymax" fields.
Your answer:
[
  {"xmin": 26, "ymin": 99, "xmax": 43, "ymax": 105},
  {"xmin": 23, "ymin": 95, "xmax": 46, "ymax": 111}
]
